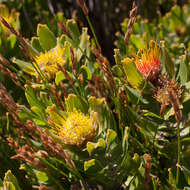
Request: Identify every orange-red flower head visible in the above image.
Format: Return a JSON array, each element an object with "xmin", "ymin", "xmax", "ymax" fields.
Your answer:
[{"xmin": 135, "ymin": 41, "xmax": 161, "ymax": 82}]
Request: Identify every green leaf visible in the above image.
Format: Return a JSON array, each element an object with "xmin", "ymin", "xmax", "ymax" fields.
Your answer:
[
  {"xmin": 106, "ymin": 129, "xmax": 117, "ymax": 150},
  {"xmin": 88, "ymin": 96, "xmax": 106, "ymax": 119},
  {"xmin": 66, "ymin": 19, "xmax": 80, "ymax": 46},
  {"xmin": 88, "ymin": 96, "xmax": 105, "ymax": 108},
  {"xmin": 112, "ymin": 65, "xmax": 123, "ymax": 77},
  {"xmin": 122, "ymin": 58, "xmax": 145, "ymax": 90},
  {"xmin": 130, "ymin": 34, "xmax": 145, "ymax": 49},
  {"xmin": 64, "ymin": 41, "xmax": 72, "ymax": 66},
  {"xmin": 25, "ymin": 40, "xmax": 40, "ymax": 58},
  {"xmin": 38, "ymin": 157, "xmax": 69, "ymax": 179},
  {"xmin": 182, "ymin": 165, "xmax": 190, "ymax": 185},
  {"xmin": 114, "ymin": 49, "xmax": 122, "ymax": 66},
  {"xmin": 126, "ymin": 86, "xmax": 149, "ymax": 104},
  {"xmin": 122, "ymin": 127, "xmax": 129, "ymax": 153},
  {"xmin": 31, "ymin": 37, "xmax": 43, "ymax": 53},
  {"xmin": 33, "ymin": 118, "xmax": 47, "ymax": 126},
  {"xmin": 84, "ymin": 159, "xmax": 96, "ymax": 171},
  {"xmin": 31, "ymin": 106, "xmax": 44, "ymax": 118},
  {"xmin": 87, "ymin": 139, "xmax": 106, "ymax": 156},
  {"xmin": 59, "ymin": 34, "xmax": 66, "ymax": 46},
  {"xmin": 125, "ymin": 176, "xmax": 135, "ymax": 187},
  {"xmin": 55, "ymin": 71, "xmax": 66, "ymax": 85},
  {"xmin": 178, "ymin": 55, "xmax": 189, "ymax": 85},
  {"xmin": 25, "ymin": 86, "xmax": 45, "ymax": 112},
  {"xmin": 57, "ymin": 12, "xmax": 67, "ymax": 23},
  {"xmin": 65, "ymin": 94, "xmax": 88, "ymax": 113},
  {"xmin": 161, "ymin": 45, "xmax": 175, "ymax": 78},
  {"xmin": 168, "ymin": 168, "xmax": 176, "ymax": 186},
  {"xmin": 142, "ymin": 110, "xmax": 163, "ymax": 119},
  {"xmin": 84, "ymin": 159, "xmax": 103, "ymax": 174},
  {"xmin": 182, "ymin": 83, "xmax": 190, "ymax": 102},
  {"xmin": 36, "ymin": 171, "xmax": 48, "ymax": 182},
  {"xmin": 79, "ymin": 65, "xmax": 92, "ymax": 80},
  {"xmin": 37, "ymin": 24, "xmax": 57, "ymax": 51},
  {"xmin": 8, "ymin": 34, "xmax": 17, "ymax": 49},
  {"xmin": 4, "ymin": 182, "xmax": 16, "ymax": 190},
  {"xmin": 3, "ymin": 170, "xmax": 21, "ymax": 190},
  {"xmin": 12, "ymin": 58, "xmax": 35, "ymax": 75},
  {"xmin": 77, "ymin": 27, "xmax": 89, "ymax": 61}
]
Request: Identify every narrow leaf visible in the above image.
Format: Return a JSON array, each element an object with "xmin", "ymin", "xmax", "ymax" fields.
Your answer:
[{"xmin": 122, "ymin": 58, "xmax": 145, "ymax": 90}]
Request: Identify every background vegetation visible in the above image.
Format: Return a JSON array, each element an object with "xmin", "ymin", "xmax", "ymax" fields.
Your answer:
[{"xmin": 0, "ymin": 0, "xmax": 190, "ymax": 189}]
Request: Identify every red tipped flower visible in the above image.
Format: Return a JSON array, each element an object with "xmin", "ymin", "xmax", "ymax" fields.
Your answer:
[{"xmin": 135, "ymin": 41, "xmax": 161, "ymax": 83}]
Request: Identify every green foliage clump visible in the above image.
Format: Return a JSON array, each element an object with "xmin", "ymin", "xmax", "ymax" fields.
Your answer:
[{"xmin": 0, "ymin": 1, "xmax": 190, "ymax": 190}]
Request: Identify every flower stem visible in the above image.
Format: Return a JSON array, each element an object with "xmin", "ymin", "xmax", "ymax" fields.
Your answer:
[
  {"xmin": 176, "ymin": 121, "xmax": 181, "ymax": 186},
  {"xmin": 86, "ymin": 15, "xmax": 101, "ymax": 49}
]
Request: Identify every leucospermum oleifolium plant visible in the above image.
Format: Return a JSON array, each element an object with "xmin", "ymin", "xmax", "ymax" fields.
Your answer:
[
  {"xmin": 0, "ymin": 8, "xmax": 139, "ymax": 189},
  {"xmin": 1, "ymin": 1, "xmax": 190, "ymax": 189}
]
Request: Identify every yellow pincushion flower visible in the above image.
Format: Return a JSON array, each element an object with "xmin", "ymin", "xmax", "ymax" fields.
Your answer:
[
  {"xmin": 47, "ymin": 106, "xmax": 98, "ymax": 146},
  {"xmin": 35, "ymin": 44, "xmax": 65, "ymax": 79},
  {"xmin": 0, "ymin": 4, "xmax": 19, "ymax": 36}
]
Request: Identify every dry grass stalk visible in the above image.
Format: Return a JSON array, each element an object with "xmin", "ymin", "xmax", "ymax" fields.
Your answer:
[
  {"xmin": 52, "ymin": 83, "xmax": 65, "ymax": 111},
  {"xmin": 0, "ymin": 55, "xmax": 11, "ymax": 67},
  {"xmin": 0, "ymin": 83, "xmax": 25, "ymax": 129},
  {"xmin": 58, "ymin": 21, "xmax": 91, "ymax": 62},
  {"xmin": 33, "ymin": 185, "xmax": 54, "ymax": 190},
  {"xmin": 93, "ymin": 48, "xmax": 116, "ymax": 94},
  {"xmin": 93, "ymin": 74, "xmax": 106, "ymax": 98},
  {"xmin": 70, "ymin": 46, "xmax": 77, "ymax": 78},
  {"xmin": 25, "ymin": 120, "xmax": 76, "ymax": 170},
  {"xmin": 102, "ymin": 58, "xmax": 116, "ymax": 90},
  {"xmin": 0, "ymin": 16, "xmax": 29, "ymax": 51},
  {"xmin": 0, "ymin": 83, "xmax": 18, "ymax": 112},
  {"xmin": 8, "ymin": 138, "xmax": 45, "ymax": 169},
  {"xmin": 77, "ymin": 0, "xmax": 89, "ymax": 16},
  {"xmin": 0, "ymin": 64, "xmax": 22, "ymax": 87},
  {"xmin": 79, "ymin": 74, "xmax": 84, "ymax": 86},
  {"xmin": 57, "ymin": 64, "xmax": 74, "ymax": 86},
  {"xmin": 88, "ymin": 81, "xmax": 98, "ymax": 97},
  {"xmin": 168, "ymin": 89, "xmax": 182, "ymax": 122},
  {"xmin": 59, "ymin": 81, "xmax": 68, "ymax": 98},
  {"xmin": 58, "ymin": 21, "xmax": 73, "ymax": 39},
  {"xmin": 19, "ymin": 45, "xmax": 35, "ymax": 62},
  {"xmin": 144, "ymin": 154, "xmax": 152, "ymax": 190},
  {"xmin": 119, "ymin": 88, "xmax": 128, "ymax": 108},
  {"xmin": 124, "ymin": 1, "xmax": 138, "ymax": 46}
]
